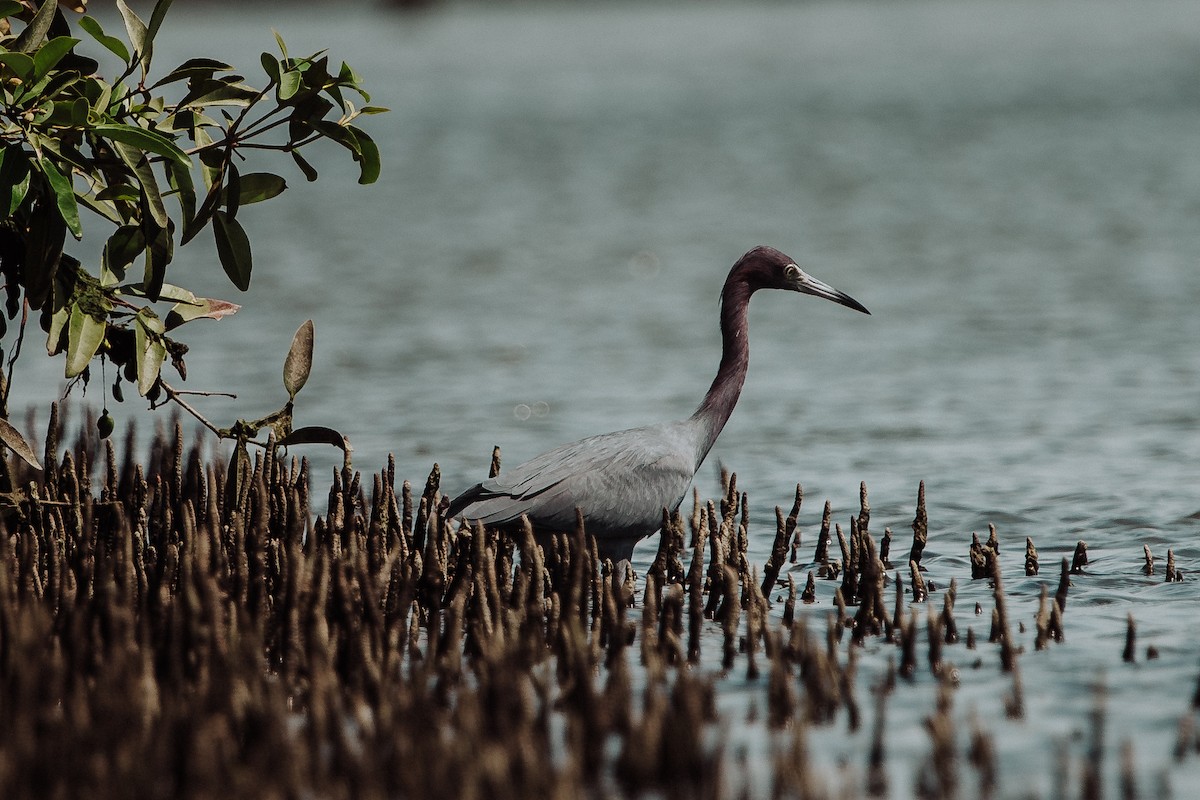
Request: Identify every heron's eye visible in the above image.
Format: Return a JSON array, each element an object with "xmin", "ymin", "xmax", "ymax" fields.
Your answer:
[{"xmin": 784, "ymin": 264, "xmax": 801, "ymax": 281}]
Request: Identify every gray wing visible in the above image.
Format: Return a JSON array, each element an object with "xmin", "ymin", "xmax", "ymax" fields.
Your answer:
[{"xmin": 448, "ymin": 423, "xmax": 698, "ymax": 540}]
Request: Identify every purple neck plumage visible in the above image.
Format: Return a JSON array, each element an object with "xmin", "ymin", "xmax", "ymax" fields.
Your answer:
[{"xmin": 689, "ymin": 273, "xmax": 755, "ymax": 467}]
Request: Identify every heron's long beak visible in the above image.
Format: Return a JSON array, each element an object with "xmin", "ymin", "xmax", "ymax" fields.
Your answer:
[{"xmin": 792, "ymin": 267, "xmax": 871, "ymax": 315}]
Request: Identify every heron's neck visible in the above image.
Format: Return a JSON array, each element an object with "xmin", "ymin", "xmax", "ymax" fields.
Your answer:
[{"xmin": 690, "ymin": 278, "xmax": 753, "ymax": 466}]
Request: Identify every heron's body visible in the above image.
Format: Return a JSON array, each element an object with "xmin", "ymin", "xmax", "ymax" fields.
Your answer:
[
  {"xmin": 448, "ymin": 246, "xmax": 868, "ymax": 562},
  {"xmin": 449, "ymin": 419, "xmax": 703, "ymax": 559}
]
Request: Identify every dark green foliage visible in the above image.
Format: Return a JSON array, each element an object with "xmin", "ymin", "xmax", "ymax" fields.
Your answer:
[{"xmin": 0, "ymin": 0, "xmax": 383, "ymax": 456}]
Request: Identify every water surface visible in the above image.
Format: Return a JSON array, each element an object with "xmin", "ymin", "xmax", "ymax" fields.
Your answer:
[{"xmin": 12, "ymin": 1, "xmax": 1200, "ymax": 795}]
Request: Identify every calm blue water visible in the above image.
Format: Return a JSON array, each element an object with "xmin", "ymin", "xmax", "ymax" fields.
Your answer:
[{"xmin": 11, "ymin": 1, "xmax": 1200, "ymax": 795}]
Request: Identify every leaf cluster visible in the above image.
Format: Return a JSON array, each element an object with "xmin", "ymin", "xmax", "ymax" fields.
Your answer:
[{"xmin": 0, "ymin": 0, "xmax": 383, "ymax": 460}]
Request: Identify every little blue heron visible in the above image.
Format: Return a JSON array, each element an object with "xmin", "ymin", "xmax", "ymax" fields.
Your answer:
[{"xmin": 447, "ymin": 246, "xmax": 869, "ymax": 563}]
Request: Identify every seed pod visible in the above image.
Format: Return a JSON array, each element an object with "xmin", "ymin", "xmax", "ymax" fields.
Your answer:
[{"xmin": 98, "ymin": 411, "xmax": 115, "ymax": 439}]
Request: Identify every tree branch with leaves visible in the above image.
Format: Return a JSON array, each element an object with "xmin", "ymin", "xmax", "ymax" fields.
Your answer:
[{"xmin": 0, "ymin": 0, "xmax": 382, "ymax": 477}]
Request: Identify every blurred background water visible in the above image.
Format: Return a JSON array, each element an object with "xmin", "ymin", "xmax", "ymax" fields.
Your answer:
[{"xmin": 11, "ymin": 0, "xmax": 1200, "ymax": 795}]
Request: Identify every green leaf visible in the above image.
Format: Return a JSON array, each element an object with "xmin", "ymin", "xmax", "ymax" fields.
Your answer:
[
  {"xmin": 134, "ymin": 308, "xmax": 166, "ymax": 396},
  {"xmin": 90, "ymin": 80, "xmax": 113, "ymax": 116},
  {"xmin": 223, "ymin": 171, "xmax": 285, "ymax": 206},
  {"xmin": 23, "ymin": 205, "xmax": 65, "ymax": 308},
  {"xmin": 165, "ymin": 158, "xmax": 195, "ymax": 226},
  {"xmin": 34, "ymin": 130, "xmax": 91, "ymax": 174},
  {"xmin": 151, "ymin": 57, "xmax": 233, "ymax": 89},
  {"xmin": 213, "ymin": 210, "xmax": 252, "ymax": 290},
  {"xmin": 32, "ymin": 37, "xmax": 81, "ymax": 82},
  {"xmin": 0, "ymin": 145, "xmax": 31, "ymax": 216},
  {"xmin": 65, "ymin": 302, "xmax": 106, "ymax": 378},
  {"xmin": 0, "ymin": 418, "xmax": 42, "ymax": 471},
  {"xmin": 359, "ymin": 106, "xmax": 391, "ymax": 115},
  {"xmin": 13, "ymin": 0, "xmax": 57, "ymax": 54},
  {"xmin": 111, "ymin": 140, "xmax": 168, "ymax": 228},
  {"xmin": 75, "ymin": 192, "xmax": 122, "ymax": 226},
  {"xmin": 92, "ymin": 123, "xmax": 190, "ymax": 166},
  {"xmin": 177, "ymin": 57, "xmax": 234, "ymax": 71},
  {"xmin": 143, "ymin": 220, "xmax": 173, "ymax": 301},
  {"xmin": 44, "ymin": 290, "xmax": 69, "ymax": 355},
  {"xmin": 233, "ymin": 172, "xmax": 286, "ymax": 205},
  {"xmin": 290, "ymin": 150, "xmax": 318, "ymax": 182},
  {"xmin": 348, "ymin": 125, "xmax": 380, "ymax": 185},
  {"xmin": 101, "ymin": 225, "xmax": 145, "ymax": 278},
  {"xmin": 95, "ymin": 183, "xmax": 141, "ymax": 202},
  {"xmin": 337, "ymin": 61, "xmax": 364, "ymax": 87},
  {"xmin": 68, "ymin": 96, "xmax": 90, "ymax": 126},
  {"xmin": 179, "ymin": 164, "xmax": 223, "ymax": 246},
  {"xmin": 28, "ymin": 69, "xmax": 82, "ymax": 102},
  {"xmin": 7, "ymin": 168, "xmax": 30, "ymax": 216},
  {"xmin": 278, "ymin": 69, "xmax": 301, "ymax": 101},
  {"xmin": 78, "ymin": 16, "xmax": 131, "ymax": 62},
  {"xmin": 45, "ymin": 310, "xmax": 69, "ymax": 355},
  {"xmin": 305, "ymin": 122, "xmax": 380, "ymax": 185},
  {"xmin": 283, "ymin": 319, "xmax": 313, "ymax": 400},
  {"xmin": 278, "ymin": 426, "xmax": 351, "ymax": 452},
  {"xmin": 116, "ymin": 0, "xmax": 149, "ymax": 70},
  {"xmin": 310, "ymin": 119, "xmax": 359, "ymax": 153},
  {"xmin": 259, "ymin": 52, "xmax": 280, "ymax": 84},
  {"xmin": 272, "ymin": 29, "xmax": 289, "ymax": 61},
  {"xmin": 147, "ymin": 0, "xmax": 174, "ymax": 44},
  {"xmin": 178, "ymin": 78, "xmax": 259, "ymax": 108},
  {"xmin": 225, "ymin": 162, "xmax": 240, "ymax": 219},
  {"xmin": 290, "ymin": 94, "xmax": 334, "ymax": 127},
  {"xmin": 189, "ymin": 125, "xmax": 220, "ymax": 189},
  {"xmin": 0, "ymin": 1, "xmax": 25, "ymax": 18},
  {"xmin": 38, "ymin": 157, "xmax": 82, "ymax": 239},
  {"xmin": 58, "ymin": 49, "xmax": 98, "ymax": 77},
  {"xmin": 118, "ymin": 282, "xmax": 189, "ymax": 302},
  {"xmin": 0, "ymin": 52, "xmax": 35, "ymax": 81},
  {"xmin": 40, "ymin": 97, "xmax": 87, "ymax": 128},
  {"xmin": 165, "ymin": 296, "xmax": 240, "ymax": 330}
]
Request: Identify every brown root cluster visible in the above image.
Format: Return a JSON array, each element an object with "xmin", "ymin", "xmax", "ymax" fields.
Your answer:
[{"xmin": 0, "ymin": 408, "xmax": 1193, "ymax": 800}]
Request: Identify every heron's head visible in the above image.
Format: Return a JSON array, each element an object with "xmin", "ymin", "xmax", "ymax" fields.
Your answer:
[{"xmin": 736, "ymin": 246, "xmax": 870, "ymax": 314}]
